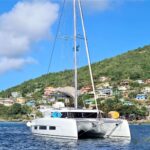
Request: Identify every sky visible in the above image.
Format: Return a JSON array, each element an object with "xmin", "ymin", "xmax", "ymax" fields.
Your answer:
[{"xmin": 0, "ymin": 0, "xmax": 150, "ymax": 91}]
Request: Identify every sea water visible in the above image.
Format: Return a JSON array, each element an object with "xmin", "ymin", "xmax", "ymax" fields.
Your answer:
[{"xmin": 0, "ymin": 122, "xmax": 150, "ymax": 150}]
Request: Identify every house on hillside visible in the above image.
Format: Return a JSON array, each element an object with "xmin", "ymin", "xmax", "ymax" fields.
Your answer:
[
  {"xmin": 122, "ymin": 91, "xmax": 130, "ymax": 98},
  {"xmin": 34, "ymin": 88, "xmax": 41, "ymax": 92},
  {"xmin": 52, "ymin": 102, "xmax": 65, "ymax": 109},
  {"xmin": 96, "ymin": 88, "xmax": 113, "ymax": 98},
  {"xmin": 44, "ymin": 87, "xmax": 76, "ymax": 105},
  {"xmin": 26, "ymin": 92, "xmax": 33, "ymax": 97},
  {"xmin": 101, "ymin": 82, "xmax": 110, "ymax": 87},
  {"xmin": 120, "ymin": 80, "xmax": 130, "ymax": 86},
  {"xmin": 118, "ymin": 86, "xmax": 128, "ymax": 91},
  {"xmin": 16, "ymin": 97, "xmax": 26, "ymax": 104},
  {"xmin": 136, "ymin": 94, "xmax": 147, "ymax": 101},
  {"xmin": 96, "ymin": 83, "xmax": 111, "ymax": 90},
  {"xmin": 26, "ymin": 100, "xmax": 35, "ymax": 107},
  {"xmin": 38, "ymin": 105, "xmax": 52, "ymax": 114},
  {"xmin": 11, "ymin": 92, "xmax": 21, "ymax": 98},
  {"xmin": 80, "ymin": 85, "xmax": 92, "ymax": 94},
  {"xmin": 118, "ymin": 80, "xmax": 130, "ymax": 92},
  {"xmin": 136, "ymin": 80, "xmax": 144, "ymax": 84},
  {"xmin": 145, "ymin": 105, "xmax": 150, "ymax": 120},
  {"xmin": 48, "ymin": 92, "xmax": 70, "ymax": 103},
  {"xmin": 145, "ymin": 79, "xmax": 150, "ymax": 84},
  {"xmin": 99, "ymin": 76, "xmax": 110, "ymax": 82},
  {"xmin": 123, "ymin": 101, "xmax": 134, "ymax": 106},
  {"xmin": 47, "ymin": 97, "xmax": 56, "ymax": 102},
  {"xmin": 0, "ymin": 98, "xmax": 14, "ymax": 106},
  {"xmin": 38, "ymin": 99, "xmax": 47, "ymax": 104},
  {"xmin": 44, "ymin": 86, "xmax": 56, "ymax": 96},
  {"xmin": 142, "ymin": 87, "xmax": 150, "ymax": 94},
  {"xmin": 84, "ymin": 98, "xmax": 95, "ymax": 105}
]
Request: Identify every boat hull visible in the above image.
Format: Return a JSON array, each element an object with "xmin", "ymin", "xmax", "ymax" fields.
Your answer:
[
  {"xmin": 27, "ymin": 118, "xmax": 131, "ymax": 139},
  {"xmin": 30, "ymin": 118, "xmax": 78, "ymax": 139},
  {"xmin": 28, "ymin": 118, "xmax": 106, "ymax": 139},
  {"xmin": 102, "ymin": 118, "xmax": 131, "ymax": 139}
]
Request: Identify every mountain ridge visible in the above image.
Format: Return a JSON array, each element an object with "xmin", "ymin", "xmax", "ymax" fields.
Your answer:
[{"xmin": 0, "ymin": 45, "xmax": 150, "ymax": 98}]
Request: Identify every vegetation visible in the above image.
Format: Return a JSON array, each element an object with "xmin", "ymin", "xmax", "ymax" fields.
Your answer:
[
  {"xmin": 0, "ymin": 45, "xmax": 150, "ymax": 120},
  {"xmin": 0, "ymin": 45, "xmax": 150, "ymax": 98},
  {"xmin": 98, "ymin": 99, "xmax": 148, "ymax": 117},
  {"xmin": 78, "ymin": 94, "xmax": 148, "ymax": 119},
  {"xmin": 0, "ymin": 104, "xmax": 32, "ymax": 121}
]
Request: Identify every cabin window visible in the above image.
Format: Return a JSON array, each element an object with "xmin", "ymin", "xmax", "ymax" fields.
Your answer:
[
  {"xmin": 34, "ymin": 126, "xmax": 38, "ymax": 130},
  {"xmin": 68, "ymin": 112, "xmax": 74, "ymax": 118},
  {"xmin": 39, "ymin": 126, "xmax": 47, "ymax": 130},
  {"xmin": 62, "ymin": 112, "xmax": 68, "ymax": 118},
  {"xmin": 83, "ymin": 113, "xmax": 97, "ymax": 118},
  {"xmin": 49, "ymin": 126, "xmax": 56, "ymax": 130},
  {"xmin": 73, "ymin": 113, "xmax": 82, "ymax": 118}
]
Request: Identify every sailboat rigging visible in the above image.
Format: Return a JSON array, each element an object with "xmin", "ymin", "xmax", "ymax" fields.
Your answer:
[{"xmin": 27, "ymin": 0, "xmax": 131, "ymax": 140}]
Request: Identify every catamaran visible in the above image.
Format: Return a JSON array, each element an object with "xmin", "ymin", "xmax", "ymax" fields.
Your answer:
[{"xmin": 27, "ymin": 0, "xmax": 131, "ymax": 139}]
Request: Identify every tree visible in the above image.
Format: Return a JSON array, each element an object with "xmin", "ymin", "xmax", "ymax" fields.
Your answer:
[
  {"xmin": 21, "ymin": 105, "xmax": 31, "ymax": 115},
  {"xmin": 9, "ymin": 103, "xmax": 22, "ymax": 115}
]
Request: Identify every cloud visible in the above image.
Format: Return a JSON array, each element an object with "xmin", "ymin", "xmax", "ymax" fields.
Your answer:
[
  {"xmin": 81, "ymin": 0, "xmax": 123, "ymax": 12},
  {"xmin": 0, "ymin": 0, "xmax": 59, "ymax": 56},
  {"xmin": 0, "ymin": 57, "xmax": 36, "ymax": 74},
  {"xmin": 81, "ymin": 0, "xmax": 145, "ymax": 12},
  {"xmin": 0, "ymin": 0, "xmax": 59, "ymax": 74}
]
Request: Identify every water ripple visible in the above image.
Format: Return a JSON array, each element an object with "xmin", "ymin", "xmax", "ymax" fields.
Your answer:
[{"xmin": 0, "ymin": 122, "xmax": 150, "ymax": 150}]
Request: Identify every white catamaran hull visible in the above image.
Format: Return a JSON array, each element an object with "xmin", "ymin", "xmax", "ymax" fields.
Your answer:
[
  {"xmin": 28, "ymin": 117, "xmax": 130, "ymax": 139},
  {"xmin": 29, "ymin": 118, "xmax": 105, "ymax": 139},
  {"xmin": 102, "ymin": 118, "xmax": 131, "ymax": 139},
  {"xmin": 30, "ymin": 118, "xmax": 78, "ymax": 139}
]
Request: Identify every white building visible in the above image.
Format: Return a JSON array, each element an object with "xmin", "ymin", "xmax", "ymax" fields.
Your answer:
[
  {"xmin": 0, "ymin": 98, "xmax": 14, "ymax": 106},
  {"xmin": 11, "ymin": 92, "xmax": 21, "ymax": 98},
  {"xmin": 136, "ymin": 80, "xmax": 144, "ymax": 84},
  {"xmin": 44, "ymin": 87, "xmax": 56, "ymax": 96},
  {"xmin": 118, "ymin": 86, "xmax": 128, "ymax": 91},
  {"xmin": 136, "ymin": 94, "xmax": 147, "ymax": 101},
  {"xmin": 142, "ymin": 87, "xmax": 150, "ymax": 94},
  {"xmin": 99, "ymin": 76, "xmax": 109, "ymax": 82},
  {"xmin": 96, "ymin": 88, "xmax": 113, "ymax": 98}
]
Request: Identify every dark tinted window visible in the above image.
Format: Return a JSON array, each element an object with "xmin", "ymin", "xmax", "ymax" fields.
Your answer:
[
  {"xmin": 62, "ymin": 112, "xmax": 67, "ymax": 118},
  {"xmin": 62, "ymin": 112, "xmax": 98, "ymax": 118},
  {"xmin": 39, "ymin": 126, "xmax": 47, "ymax": 130},
  {"xmin": 34, "ymin": 126, "xmax": 37, "ymax": 130},
  {"xmin": 73, "ymin": 113, "xmax": 82, "ymax": 118},
  {"xmin": 68, "ymin": 112, "xmax": 74, "ymax": 118},
  {"xmin": 49, "ymin": 126, "xmax": 56, "ymax": 130},
  {"xmin": 83, "ymin": 113, "xmax": 97, "ymax": 118}
]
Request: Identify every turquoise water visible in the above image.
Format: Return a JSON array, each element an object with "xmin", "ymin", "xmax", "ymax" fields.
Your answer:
[{"xmin": 0, "ymin": 122, "xmax": 150, "ymax": 150}]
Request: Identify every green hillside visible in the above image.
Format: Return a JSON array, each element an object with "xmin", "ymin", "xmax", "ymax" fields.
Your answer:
[{"xmin": 0, "ymin": 45, "xmax": 150, "ymax": 98}]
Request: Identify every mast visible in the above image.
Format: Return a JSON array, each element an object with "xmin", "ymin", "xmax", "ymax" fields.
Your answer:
[
  {"xmin": 73, "ymin": 0, "xmax": 78, "ymax": 109},
  {"xmin": 78, "ymin": 0, "xmax": 98, "ymax": 110}
]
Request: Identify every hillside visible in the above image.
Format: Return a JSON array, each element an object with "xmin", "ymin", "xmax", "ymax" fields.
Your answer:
[{"xmin": 0, "ymin": 45, "xmax": 150, "ymax": 98}]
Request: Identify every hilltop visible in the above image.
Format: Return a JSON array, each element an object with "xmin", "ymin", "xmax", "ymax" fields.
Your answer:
[{"xmin": 0, "ymin": 45, "xmax": 150, "ymax": 98}]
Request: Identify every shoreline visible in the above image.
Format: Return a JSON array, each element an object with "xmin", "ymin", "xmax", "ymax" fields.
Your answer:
[
  {"xmin": 0, "ymin": 118, "xmax": 29, "ymax": 122},
  {"xmin": 1, "ymin": 119, "xmax": 150, "ymax": 125},
  {"xmin": 129, "ymin": 120, "xmax": 150, "ymax": 124}
]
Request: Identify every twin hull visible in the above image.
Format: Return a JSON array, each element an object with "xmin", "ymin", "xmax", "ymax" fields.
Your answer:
[{"xmin": 30, "ymin": 118, "xmax": 131, "ymax": 139}]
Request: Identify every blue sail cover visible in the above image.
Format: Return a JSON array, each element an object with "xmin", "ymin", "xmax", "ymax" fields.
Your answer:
[{"xmin": 51, "ymin": 112, "xmax": 62, "ymax": 118}]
